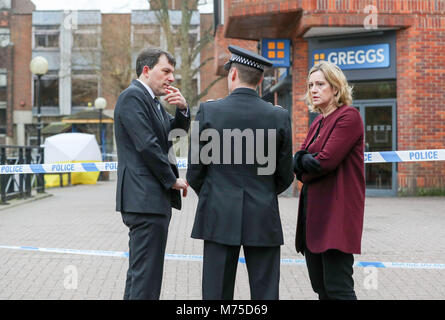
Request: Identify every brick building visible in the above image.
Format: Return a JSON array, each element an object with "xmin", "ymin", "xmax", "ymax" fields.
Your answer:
[
  {"xmin": 213, "ymin": 0, "xmax": 445, "ymax": 196},
  {"xmin": 0, "ymin": 0, "xmax": 34, "ymax": 145},
  {"xmin": 1, "ymin": 1, "xmax": 225, "ymax": 158}
]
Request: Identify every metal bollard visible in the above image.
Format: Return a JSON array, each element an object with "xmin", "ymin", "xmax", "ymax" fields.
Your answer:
[
  {"xmin": 0, "ymin": 147, "xmax": 7, "ymax": 204},
  {"xmin": 37, "ymin": 146, "xmax": 45, "ymax": 193},
  {"xmin": 25, "ymin": 148, "xmax": 32, "ymax": 198},
  {"xmin": 18, "ymin": 148, "xmax": 24, "ymax": 198}
]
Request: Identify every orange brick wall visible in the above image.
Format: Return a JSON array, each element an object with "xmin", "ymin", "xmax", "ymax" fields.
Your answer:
[
  {"xmin": 214, "ymin": 25, "xmax": 258, "ymax": 76},
  {"xmin": 396, "ymin": 19, "xmax": 445, "ymax": 191},
  {"xmin": 199, "ymin": 14, "xmax": 228, "ymax": 102},
  {"xmin": 101, "ymin": 13, "xmax": 132, "ymax": 112},
  {"xmin": 217, "ymin": 0, "xmax": 445, "ymax": 193},
  {"xmin": 291, "ymin": 37, "xmax": 309, "ymax": 152},
  {"xmin": 228, "ymin": 0, "xmax": 445, "ymax": 16},
  {"xmin": 11, "ymin": 13, "xmax": 33, "ymax": 112}
]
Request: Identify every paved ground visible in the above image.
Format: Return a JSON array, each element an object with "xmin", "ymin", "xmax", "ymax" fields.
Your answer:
[{"xmin": 0, "ymin": 171, "xmax": 444, "ymax": 300}]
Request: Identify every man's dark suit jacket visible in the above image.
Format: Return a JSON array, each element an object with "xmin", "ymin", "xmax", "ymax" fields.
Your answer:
[
  {"xmin": 114, "ymin": 79, "xmax": 190, "ymax": 214},
  {"xmin": 186, "ymin": 87, "xmax": 294, "ymax": 247}
]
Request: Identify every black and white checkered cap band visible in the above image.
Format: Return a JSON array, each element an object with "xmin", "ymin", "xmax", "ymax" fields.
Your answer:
[{"xmin": 230, "ymin": 54, "xmax": 265, "ymax": 70}]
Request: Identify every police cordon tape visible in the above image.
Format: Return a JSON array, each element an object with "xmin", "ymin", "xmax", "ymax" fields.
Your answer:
[
  {"xmin": 364, "ymin": 149, "xmax": 445, "ymax": 164},
  {"xmin": 0, "ymin": 245, "xmax": 444, "ymax": 270},
  {"xmin": 0, "ymin": 149, "xmax": 444, "ymax": 174}
]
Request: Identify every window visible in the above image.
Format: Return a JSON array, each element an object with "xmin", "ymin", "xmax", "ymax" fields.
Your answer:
[
  {"xmin": 132, "ymin": 25, "xmax": 161, "ymax": 49},
  {"xmin": 0, "ymin": 108, "xmax": 6, "ymax": 134},
  {"xmin": 73, "ymin": 25, "xmax": 100, "ymax": 49},
  {"xmin": 71, "ymin": 74, "xmax": 99, "ymax": 107},
  {"xmin": 34, "ymin": 26, "xmax": 59, "ymax": 49},
  {"xmin": 0, "ymin": 28, "xmax": 10, "ymax": 47},
  {"xmin": 350, "ymin": 80, "xmax": 396, "ymax": 100},
  {"xmin": 0, "ymin": 73, "xmax": 6, "ymax": 134},
  {"xmin": 34, "ymin": 75, "xmax": 59, "ymax": 107},
  {"xmin": 25, "ymin": 124, "xmax": 38, "ymax": 146},
  {"xmin": 0, "ymin": 73, "xmax": 6, "ymax": 102},
  {"xmin": 0, "ymin": 0, "xmax": 11, "ymax": 9}
]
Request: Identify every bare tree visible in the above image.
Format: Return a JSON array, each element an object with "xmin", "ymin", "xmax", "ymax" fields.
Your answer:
[
  {"xmin": 70, "ymin": 16, "xmax": 133, "ymax": 105},
  {"xmin": 74, "ymin": 2, "xmax": 223, "ymax": 118},
  {"xmin": 149, "ymin": 0, "xmax": 224, "ymax": 114},
  {"xmin": 100, "ymin": 16, "xmax": 133, "ymax": 100}
]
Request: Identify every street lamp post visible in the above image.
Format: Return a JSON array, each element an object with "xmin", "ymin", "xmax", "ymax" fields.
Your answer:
[
  {"xmin": 94, "ymin": 97, "xmax": 107, "ymax": 159},
  {"xmin": 94, "ymin": 97, "xmax": 107, "ymax": 181},
  {"xmin": 30, "ymin": 56, "xmax": 48, "ymax": 147},
  {"xmin": 30, "ymin": 56, "xmax": 48, "ymax": 193}
]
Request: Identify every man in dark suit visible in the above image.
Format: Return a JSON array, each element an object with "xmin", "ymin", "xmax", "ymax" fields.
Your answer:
[
  {"xmin": 186, "ymin": 45, "xmax": 294, "ymax": 300},
  {"xmin": 114, "ymin": 48, "xmax": 190, "ymax": 300}
]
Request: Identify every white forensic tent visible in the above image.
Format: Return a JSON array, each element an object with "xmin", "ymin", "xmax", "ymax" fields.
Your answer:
[{"xmin": 44, "ymin": 133, "xmax": 102, "ymax": 187}]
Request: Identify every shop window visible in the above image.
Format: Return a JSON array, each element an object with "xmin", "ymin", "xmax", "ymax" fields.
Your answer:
[
  {"xmin": 34, "ymin": 76, "xmax": 59, "ymax": 107},
  {"xmin": 132, "ymin": 25, "xmax": 161, "ymax": 49},
  {"xmin": 73, "ymin": 25, "xmax": 100, "ymax": 49},
  {"xmin": 71, "ymin": 74, "xmax": 98, "ymax": 107},
  {"xmin": 34, "ymin": 26, "xmax": 59, "ymax": 49},
  {"xmin": 350, "ymin": 80, "xmax": 396, "ymax": 100}
]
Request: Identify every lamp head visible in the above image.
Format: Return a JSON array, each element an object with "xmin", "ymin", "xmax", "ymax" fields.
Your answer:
[
  {"xmin": 30, "ymin": 56, "xmax": 49, "ymax": 76},
  {"xmin": 94, "ymin": 97, "xmax": 107, "ymax": 110}
]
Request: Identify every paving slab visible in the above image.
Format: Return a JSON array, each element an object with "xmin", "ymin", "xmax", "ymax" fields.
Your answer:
[{"xmin": 0, "ymin": 171, "xmax": 444, "ymax": 300}]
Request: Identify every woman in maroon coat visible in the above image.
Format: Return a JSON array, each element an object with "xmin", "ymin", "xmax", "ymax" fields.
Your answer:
[{"xmin": 293, "ymin": 61, "xmax": 365, "ymax": 300}]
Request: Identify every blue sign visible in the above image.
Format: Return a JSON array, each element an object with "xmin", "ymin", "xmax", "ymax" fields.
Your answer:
[
  {"xmin": 311, "ymin": 43, "xmax": 390, "ymax": 70},
  {"xmin": 261, "ymin": 39, "xmax": 291, "ymax": 68}
]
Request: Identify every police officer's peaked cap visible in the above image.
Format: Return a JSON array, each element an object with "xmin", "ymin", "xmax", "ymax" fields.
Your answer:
[{"xmin": 223, "ymin": 45, "xmax": 273, "ymax": 72}]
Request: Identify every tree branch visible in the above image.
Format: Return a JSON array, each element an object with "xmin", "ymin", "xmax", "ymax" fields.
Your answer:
[{"xmin": 192, "ymin": 75, "xmax": 225, "ymax": 107}]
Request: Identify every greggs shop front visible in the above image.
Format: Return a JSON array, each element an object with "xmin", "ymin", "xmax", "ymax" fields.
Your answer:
[{"xmin": 213, "ymin": 0, "xmax": 445, "ymax": 196}]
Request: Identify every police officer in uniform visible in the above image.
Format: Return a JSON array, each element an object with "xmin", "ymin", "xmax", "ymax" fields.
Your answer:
[{"xmin": 186, "ymin": 45, "xmax": 294, "ymax": 300}]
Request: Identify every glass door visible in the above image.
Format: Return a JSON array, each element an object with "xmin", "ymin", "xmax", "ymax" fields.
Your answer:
[{"xmin": 354, "ymin": 99, "xmax": 397, "ymax": 196}]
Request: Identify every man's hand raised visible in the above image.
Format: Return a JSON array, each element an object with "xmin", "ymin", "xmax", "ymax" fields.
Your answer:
[{"xmin": 165, "ymin": 86, "xmax": 187, "ymax": 110}]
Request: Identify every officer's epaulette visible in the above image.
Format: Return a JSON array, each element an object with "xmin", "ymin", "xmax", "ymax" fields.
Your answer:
[{"xmin": 268, "ymin": 102, "xmax": 284, "ymax": 109}]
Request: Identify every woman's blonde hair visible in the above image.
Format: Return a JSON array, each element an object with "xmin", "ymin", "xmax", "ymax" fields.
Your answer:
[{"xmin": 304, "ymin": 61, "xmax": 353, "ymax": 113}]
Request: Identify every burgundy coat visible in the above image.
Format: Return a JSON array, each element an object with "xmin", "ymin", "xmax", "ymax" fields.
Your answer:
[{"xmin": 296, "ymin": 105, "xmax": 365, "ymax": 254}]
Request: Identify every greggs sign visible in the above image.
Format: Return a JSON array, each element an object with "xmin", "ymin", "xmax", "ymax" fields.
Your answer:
[{"xmin": 311, "ymin": 43, "xmax": 390, "ymax": 70}]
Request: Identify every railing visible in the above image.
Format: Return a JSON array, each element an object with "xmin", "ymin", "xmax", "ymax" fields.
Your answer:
[{"xmin": 0, "ymin": 145, "xmax": 44, "ymax": 204}]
